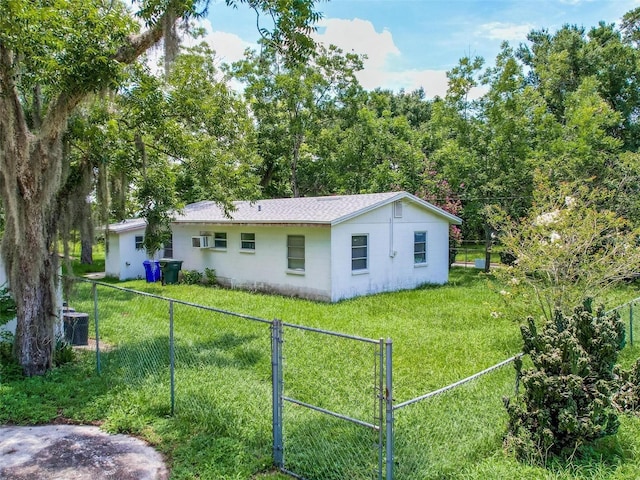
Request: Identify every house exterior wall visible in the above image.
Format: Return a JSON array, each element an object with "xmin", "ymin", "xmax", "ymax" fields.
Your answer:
[
  {"xmin": 0, "ymin": 254, "xmax": 6, "ymax": 286},
  {"xmin": 330, "ymin": 200, "xmax": 451, "ymax": 302},
  {"xmin": 173, "ymin": 224, "xmax": 333, "ymax": 300},
  {"xmin": 106, "ymin": 230, "xmax": 148, "ymax": 280}
]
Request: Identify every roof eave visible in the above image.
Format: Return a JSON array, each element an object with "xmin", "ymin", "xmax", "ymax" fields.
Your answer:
[{"xmin": 331, "ymin": 191, "xmax": 462, "ymax": 226}]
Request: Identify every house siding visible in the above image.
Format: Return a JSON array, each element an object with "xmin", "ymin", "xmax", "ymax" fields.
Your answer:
[
  {"xmin": 106, "ymin": 230, "xmax": 148, "ymax": 280},
  {"xmin": 330, "ymin": 200, "xmax": 451, "ymax": 301},
  {"xmin": 174, "ymin": 224, "xmax": 333, "ymax": 301},
  {"xmin": 0, "ymin": 254, "xmax": 6, "ymax": 287}
]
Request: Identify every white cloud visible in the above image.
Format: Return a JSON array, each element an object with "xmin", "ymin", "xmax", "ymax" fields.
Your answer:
[
  {"xmin": 182, "ymin": 19, "xmax": 256, "ymax": 65},
  {"xmin": 313, "ymin": 18, "xmax": 400, "ymax": 69},
  {"xmin": 477, "ymin": 22, "xmax": 533, "ymax": 42},
  {"xmin": 175, "ymin": 17, "xmax": 486, "ymax": 99},
  {"xmin": 311, "ymin": 17, "xmax": 486, "ymax": 99}
]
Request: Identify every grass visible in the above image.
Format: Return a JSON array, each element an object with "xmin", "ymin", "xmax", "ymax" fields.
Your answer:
[{"xmin": 1, "ymin": 268, "xmax": 639, "ymax": 479}]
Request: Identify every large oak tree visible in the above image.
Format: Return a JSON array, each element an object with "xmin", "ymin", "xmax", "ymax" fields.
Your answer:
[{"xmin": 0, "ymin": 0, "xmax": 318, "ymax": 375}]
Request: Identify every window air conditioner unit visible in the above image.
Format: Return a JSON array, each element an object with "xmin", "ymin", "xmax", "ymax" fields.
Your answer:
[{"xmin": 192, "ymin": 235, "xmax": 212, "ymax": 248}]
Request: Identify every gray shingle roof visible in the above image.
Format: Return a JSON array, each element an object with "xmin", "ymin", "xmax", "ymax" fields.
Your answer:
[
  {"xmin": 106, "ymin": 218, "xmax": 146, "ymax": 233},
  {"xmin": 175, "ymin": 191, "xmax": 462, "ymax": 225}
]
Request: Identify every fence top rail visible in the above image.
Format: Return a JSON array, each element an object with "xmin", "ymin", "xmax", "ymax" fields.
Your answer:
[
  {"xmin": 74, "ymin": 277, "xmax": 272, "ymax": 325},
  {"xmin": 606, "ymin": 296, "xmax": 640, "ymax": 314},
  {"xmin": 74, "ymin": 277, "xmax": 379, "ymax": 341},
  {"xmin": 394, "ymin": 353, "xmax": 523, "ymax": 411},
  {"xmin": 281, "ymin": 320, "xmax": 380, "ymax": 344}
]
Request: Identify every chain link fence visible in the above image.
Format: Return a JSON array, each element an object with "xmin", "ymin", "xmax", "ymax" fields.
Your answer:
[
  {"xmin": 608, "ymin": 299, "xmax": 638, "ymax": 348},
  {"xmin": 391, "ymin": 358, "xmax": 517, "ymax": 479},
  {"xmin": 279, "ymin": 324, "xmax": 384, "ymax": 480},
  {"xmin": 64, "ymin": 277, "xmax": 385, "ymax": 479},
  {"xmin": 63, "ymin": 277, "xmax": 640, "ymax": 479}
]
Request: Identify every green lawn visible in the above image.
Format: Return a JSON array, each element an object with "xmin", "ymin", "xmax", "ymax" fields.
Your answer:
[{"xmin": 1, "ymin": 268, "xmax": 639, "ymax": 479}]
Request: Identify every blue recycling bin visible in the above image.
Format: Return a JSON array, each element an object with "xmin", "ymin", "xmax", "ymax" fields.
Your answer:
[
  {"xmin": 153, "ymin": 260, "xmax": 161, "ymax": 281},
  {"xmin": 143, "ymin": 260, "xmax": 161, "ymax": 283}
]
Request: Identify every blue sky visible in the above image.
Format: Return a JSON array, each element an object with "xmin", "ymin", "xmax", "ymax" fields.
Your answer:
[{"xmin": 197, "ymin": 0, "xmax": 640, "ymax": 97}]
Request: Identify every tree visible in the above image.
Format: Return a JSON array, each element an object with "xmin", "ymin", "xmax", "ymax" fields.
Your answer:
[
  {"xmin": 233, "ymin": 42, "xmax": 364, "ymax": 197},
  {"xmin": 0, "ymin": 0, "xmax": 319, "ymax": 375},
  {"xmin": 518, "ymin": 22, "xmax": 640, "ymax": 150},
  {"xmin": 491, "ymin": 183, "xmax": 640, "ymax": 322}
]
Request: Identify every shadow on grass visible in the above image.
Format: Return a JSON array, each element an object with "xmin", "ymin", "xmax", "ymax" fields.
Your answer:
[
  {"xmin": 283, "ymin": 409, "xmax": 380, "ymax": 480},
  {"xmin": 99, "ymin": 331, "xmax": 265, "ymax": 385}
]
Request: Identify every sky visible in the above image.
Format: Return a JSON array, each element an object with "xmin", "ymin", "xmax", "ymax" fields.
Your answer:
[{"xmin": 194, "ymin": 0, "xmax": 640, "ymax": 98}]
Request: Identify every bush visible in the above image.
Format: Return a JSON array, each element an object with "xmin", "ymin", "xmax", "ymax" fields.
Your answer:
[
  {"xmin": 499, "ymin": 250, "xmax": 516, "ymax": 266},
  {"xmin": 504, "ymin": 299, "xmax": 626, "ymax": 464},
  {"xmin": 180, "ymin": 269, "xmax": 203, "ymax": 285},
  {"xmin": 53, "ymin": 338, "xmax": 75, "ymax": 367},
  {"xmin": 180, "ymin": 269, "xmax": 216, "ymax": 286},
  {"xmin": 204, "ymin": 267, "xmax": 216, "ymax": 286},
  {"xmin": 0, "ymin": 331, "xmax": 22, "ymax": 381},
  {"xmin": 615, "ymin": 358, "xmax": 640, "ymax": 413},
  {"xmin": 0, "ymin": 283, "xmax": 16, "ymax": 325}
]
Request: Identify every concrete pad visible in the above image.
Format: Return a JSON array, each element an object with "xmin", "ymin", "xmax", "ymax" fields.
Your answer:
[{"xmin": 0, "ymin": 425, "xmax": 168, "ymax": 480}]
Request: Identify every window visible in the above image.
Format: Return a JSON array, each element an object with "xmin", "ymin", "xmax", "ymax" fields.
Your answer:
[
  {"xmin": 351, "ymin": 235, "xmax": 368, "ymax": 271},
  {"xmin": 414, "ymin": 231, "xmax": 427, "ymax": 265},
  {"xmin": 287, "ymin": 235, "xmax": 305, "ymax": 271},
  {"xmin": 135, "ymin": 235, "xmax": 144, "ymax": 250},
  {"xmin": 163, "ymin": 235, "xmax": 173, "ymax": 258},
  {"xmin": 214, "ymin": 232, "xmax": 227, "ymax": 249},
  {"xmin": 241, "ymin": 233, "xmax": 255, "ymax": 250}
]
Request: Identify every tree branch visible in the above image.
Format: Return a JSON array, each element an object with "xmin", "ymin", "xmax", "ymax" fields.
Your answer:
[{"xmin": 0, "ymin": 42, "xmax": 29, "ymax": 146}]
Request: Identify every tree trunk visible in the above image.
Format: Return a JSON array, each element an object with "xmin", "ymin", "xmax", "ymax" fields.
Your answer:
[
  {"xmin": 80, "ymin": 216, "xmax": 93, "ymax": 265},
  {"xmin": 0, "ymin": 135, "xmax": 63, "ymax": 376}
]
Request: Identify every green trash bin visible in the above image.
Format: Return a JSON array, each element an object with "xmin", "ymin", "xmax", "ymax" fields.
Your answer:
[{"xmin": 159, "ymin": 259, "xmax": 183, "ymax": 285}]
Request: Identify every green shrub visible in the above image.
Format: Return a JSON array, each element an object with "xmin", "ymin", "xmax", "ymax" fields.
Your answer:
[
  {"xmin": 180, "ymin": 269, "xmax": 203, "ymax": 285},
  {"xmin": 53, "ymin": 338, "xmax": 75, "ymax": 367},
  {"xmin": 615, "ymin": 358, "xmax": 640, "ymax": 413},
  {"xmin": 204, "ymin": 267, "xmax": 216, "ymax": 286},
  {"xmin": 0, "ymin": 331, "xmax": 22, "ymax": 381},
  {"xmin": 504, "ymin": 299, "xmax": 626, "ymax": 464},
  {"xmin": 0, "ymin": 283, "xmax": 16, "ymax": 325}
]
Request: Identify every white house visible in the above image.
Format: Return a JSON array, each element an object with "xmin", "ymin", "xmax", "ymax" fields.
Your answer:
[
  {"xmin": 105, "ymin": 218, "xmax": 150, "ymax": 280},
  {"xmin": 170, "ymin": 191, "xmax": 461, "ymax": 302},
  {"xmin": 0, "ymin": 254, "xmax": 6, "ymax": 287}
]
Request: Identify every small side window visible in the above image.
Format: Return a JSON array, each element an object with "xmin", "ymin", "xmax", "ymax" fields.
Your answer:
[
  {"xmin": 214, "ymin": 232, "xmax": 227, "ymax": 249},
  {"xmin": 287, "ymin": 235, "xmax": 305, "ymax": 271},
  {"xmin": 241, "ymin": 233, "xmax": 255, "ymax": 250},
  {"xmin": 414, "ymin": 231, "xmax": 427, "ymax": 265},
  {"xmin": 135, "ymin": 235, "xmax": 144, "ymax": 250},
  {"xmin": 352, "ymin": 235, "xmax": 368, "ymax": 271}
]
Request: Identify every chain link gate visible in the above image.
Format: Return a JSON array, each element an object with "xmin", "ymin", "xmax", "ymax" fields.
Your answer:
[{"xmin": 272, "ymin": 320, "xmax": 386, "ymax": 480}]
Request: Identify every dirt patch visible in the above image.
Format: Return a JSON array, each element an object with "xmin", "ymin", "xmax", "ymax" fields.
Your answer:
[{"xmin": 0, "ymin": 425, "xmax": 168, "ymax": 480}]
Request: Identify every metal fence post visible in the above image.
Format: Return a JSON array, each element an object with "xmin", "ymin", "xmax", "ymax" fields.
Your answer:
[
  {"xmin": 378, "ymin": 338, "xmax": 385, "ymax": 480},
  {"xmin": 169, "ymin": 300, "xmax": 175, "ymax": 416},
  {"xmin": 92, "ymin": 283, "xmax": 101, "ymax": 375},
  {"xmin": 272, "ymin": 319, "xmax": 284, "ymax": 468},
  {"xmin": 630, "ymin": 303, "xmax": 634, "ymax": 346},
  {"xmin": 385, "ymin": 338, "xmax": 394, "ymax": 480}
]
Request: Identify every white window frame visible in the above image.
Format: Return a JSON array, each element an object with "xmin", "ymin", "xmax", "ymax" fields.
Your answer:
[
  {"xmin": 135, "ymin": 235, "xmax": 144, "ymax": 250},
  {"xmin": 351, "ymin": 234, "xmax": 368, "ymax": 272},
  {"xmin": 241, "ymin": 232, "xmax": 256, "ymax": 251},
  {"xmin": 414, "ymin": 231, "xmax": 427, "ymax": 266},
  {"xmin": 213, "ymin": 232, "xmax": 227, "ymax": 249},
  {"xmin": 287, "ymin": 235, "xmax": 305, "ymax": 272}
]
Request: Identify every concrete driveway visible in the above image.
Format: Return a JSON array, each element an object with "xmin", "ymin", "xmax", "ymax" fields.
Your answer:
[{"xmin": 0, "ymin": 425, "xmax": 168, "ymax": 479}]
